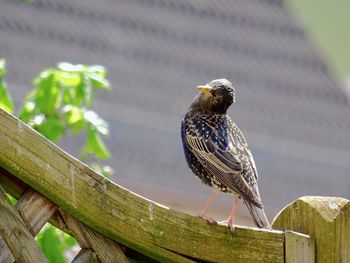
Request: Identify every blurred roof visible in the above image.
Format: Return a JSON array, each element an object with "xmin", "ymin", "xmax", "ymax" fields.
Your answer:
[{"xmin": 1, "ymin": 0, "xmax": 349, "ymax": 224}]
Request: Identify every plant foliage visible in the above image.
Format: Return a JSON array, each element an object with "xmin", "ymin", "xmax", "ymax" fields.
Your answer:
[
  {"xmin": 1, "ymin": 60, "xmax": 113, "ymax": 262},
  {"xmin": 36, "ymin": 224, "xmax": 77, "ymax": 263},
  {"xmin": 0, "ymin": 60, "xmax": 14, "ymax": 113},
  {"xmin": 18, "ymin": 62, "xmax": 111, "ymax": 159}
]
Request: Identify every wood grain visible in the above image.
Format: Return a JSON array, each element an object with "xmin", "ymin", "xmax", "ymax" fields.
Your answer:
[
  {"xmin": 0, "ymin": 185, "xmax": 48, "ymax": 263},
  {"xmin": 273, "ymin": 196, "xmax": 350, "ymax": 263},
  {"xmin": 0, "ymin": 108, "xmax": 313, "ymax": 262},
  {"xmin": 16, "ymin": 189, "xmax": 57, "ymax": 235},
  {"xmin": 72, "ymin": 248, "xmax": 99, "ymax": 263},
  {"xmin": 60, "ymin": 209, "xmax": 129, "ymax": 263},
  {"xmin": 285, "ymin": 231, "xmax": 314, "ymax": 263}
]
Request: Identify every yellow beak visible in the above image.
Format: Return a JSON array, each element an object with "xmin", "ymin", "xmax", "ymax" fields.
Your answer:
[{"xmin": 197, "ymin": 84, "xmax": 213, "ymax": 96}]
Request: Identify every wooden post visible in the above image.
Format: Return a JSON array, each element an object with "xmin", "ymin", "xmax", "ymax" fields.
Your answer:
[
  {"xmin": 272, "ymin": 196, "xmax": 350, "ymax": 263},
  {"xmin": 285, "ymin": 231, "xmax": 314, "ymax": 263}
]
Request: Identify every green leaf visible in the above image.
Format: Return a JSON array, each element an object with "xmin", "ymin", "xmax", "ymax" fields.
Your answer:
[
  {"xmin": 6, "ymin": 194, "xmax": 17, "ymax": 205},
  {"xmin": 34, "ymin": 114, "xmax": 65, "ymax": 142},
  {"xmin": 0, "ymin": 60, "xmax": 14, "ymax": 113},
  {"xmin": 0, "ymin": 59, "xmax": 5, "ymax": 77},
  {"xmin": 56, "ymin": 71, "xmax": 81, "ymax": 87},
  {"xmin": 24, "ymin": 88, "xmax": 38, "ymax": 101},
  {"xmin": 19, "ymin": 62, "xmax": 112, "ymax": 160},
  {"xmin": 60, "ymin": 232, "xmax": 77, "ymax": 250},
  {"xmin": 37, "ymin": 225, "xmax": 66, "ymax": 263},
  {"xmin": 62, "ymin": 87, "xmax": 74, "ymax": 105},
  {"xmin": 89, "ymin": 73, "xmax": 111, "ymax": 89},
  {"xmin": 34, "ymin": 70, "xmax": 60, "ymax": 114},
  {"xmin": 83, "ymin": 73, "xmax": 93, "ymax": 106},
  {"xmin": 63, "ymin": 105, "xmax": 86, "ymax": 135},
  {"xmin": 18, "ymin": 101, "xmax": 36, "ymax": 123},
  {"xmin": 88, "ymin": 65, "xmax": 110, "ymax": 89},
  {"xmin": 57, "ymin": 62, "xmax": 84, "ymax": 73},
  {"xmin": 63, "ymin": 105, "xmax": 84, "ymax": 124},
  {"xmin": 81, "ymin": 125, "xmax": 110, "ymax": 159},
  {"xmin": 71, "ymin": 118, "xmax": 86, "ymax": 135},
  {"xmin": 75, "ymin": 73, "xmax": 86, "ymax": 106},
  {"xmin": 0, "ymin": 81, "xmax": 14, "ymax": 113},
  {"xmin": 84, "ymin": 111, "xmax": 109, "ymax": 135},
  {"xmin": 89, "ymin": 65, "xmax": 107, "ymax": 78}
]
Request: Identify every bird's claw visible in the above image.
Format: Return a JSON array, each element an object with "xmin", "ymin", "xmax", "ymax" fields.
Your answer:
[
  {"xmin": 197, "ymin": 214, "xmax": 217, "ymax": 224},
  {"xmin": 219, "ymin": 218, "xmax": 236, "ymax": 232}
]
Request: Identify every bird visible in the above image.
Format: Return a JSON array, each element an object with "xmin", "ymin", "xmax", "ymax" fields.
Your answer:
[{"xmin": 181, "ymin": 79, "xmax": 270, "ymax": 231}]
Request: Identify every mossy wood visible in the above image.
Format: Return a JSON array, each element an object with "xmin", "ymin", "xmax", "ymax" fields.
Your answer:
[
  {"xmin": 284, "ymin": 231, "xmax": 314, "ymax": 263},
  {"xmin": 16, "ymin": 189, "xmax": 58, "ymax": 235},
  {"xmin": 0, "ymin": 185, "xmax": 48, "ymax": 263},
  {"xmin": 0, "ymin": 168, "xmax": 69, "ymax": 236},
  {"xmin": 0, "ymin": 108, "xmax": 313, "ymax": 262},
  {"xmin": 273, "ymin": 196, "xmax": 350, "ymax": 263},
  {"xmin": 59, "ymin": 209, "xmax": 128, "ymax": 263}
]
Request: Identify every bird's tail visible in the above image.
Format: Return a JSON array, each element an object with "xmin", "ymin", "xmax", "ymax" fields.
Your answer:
[{"xmin": 244, "ymin": 200, "xmax": 270, "ymax": 229}]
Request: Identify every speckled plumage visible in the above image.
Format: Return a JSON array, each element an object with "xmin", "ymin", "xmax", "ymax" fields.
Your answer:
[{"xmin": 181, "ymin": 79, "xmax": 269, "ymax": 228}]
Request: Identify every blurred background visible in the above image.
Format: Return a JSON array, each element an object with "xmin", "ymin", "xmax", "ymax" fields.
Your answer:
[{"xmin": 1, "ymin": 0, "xmax": 350, "ymax": 227}]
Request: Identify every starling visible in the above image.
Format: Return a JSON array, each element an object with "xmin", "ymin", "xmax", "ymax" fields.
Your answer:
[{"xmin": 181, "ymin": 79, "xmax": 269, "ymax": 230}]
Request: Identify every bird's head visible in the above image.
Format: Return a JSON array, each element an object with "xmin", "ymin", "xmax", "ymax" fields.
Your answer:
[{"xmin": 190, "ymin": 79, "xmax": 235, "ymax": 114}]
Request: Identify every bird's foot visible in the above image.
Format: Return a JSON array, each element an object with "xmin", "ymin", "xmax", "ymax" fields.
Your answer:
[
  {"xmin": 219, "ymin": 218, "xmax": 235, "ymax": 232},
  {"xmin": 196, "ymin": 214, "xmax": 217, "ymax": 224}
]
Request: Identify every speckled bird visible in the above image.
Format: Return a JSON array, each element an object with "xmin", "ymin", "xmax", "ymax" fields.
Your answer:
[{"xmin": 181, "ymin": 79, "xmax": 269, "ymax": 231}]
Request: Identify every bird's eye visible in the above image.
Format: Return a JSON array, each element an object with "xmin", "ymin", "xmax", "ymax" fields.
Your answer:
[
  {"xmin": 212, "ymin": 89, "xmax": 219, "ymax": 96},
  {"xmin": 214, "ymin": 88, "xmax": 225, "ymax": 96}
]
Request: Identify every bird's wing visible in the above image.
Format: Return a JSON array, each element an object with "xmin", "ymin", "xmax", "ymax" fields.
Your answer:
[
  {"xmin": 184, "ymin": 114, "xmax": 261, "ymax": 206},
  {"xmin": 228, "ymin": 118, "xmax": 259, "ymax": 181}
]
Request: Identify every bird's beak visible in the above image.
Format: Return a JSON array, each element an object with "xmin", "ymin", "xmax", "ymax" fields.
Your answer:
[{"xmin": 197, "ymin": 84, "xmax": 213, "ymax": 96}]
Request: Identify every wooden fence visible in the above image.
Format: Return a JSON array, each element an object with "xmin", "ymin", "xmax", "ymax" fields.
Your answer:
[{"xmin": 0, "ymin": 108, "xmax": 348, "ymax": 262}]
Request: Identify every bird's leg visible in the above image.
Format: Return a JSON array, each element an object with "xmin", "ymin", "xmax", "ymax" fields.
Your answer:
[
  {"xmin": 196, "ymin": 188, "xmax": 220, "ymax": 224},
  {"xmin": 220, "ymin": 194, "xmax": 239, "ymax": 231}
]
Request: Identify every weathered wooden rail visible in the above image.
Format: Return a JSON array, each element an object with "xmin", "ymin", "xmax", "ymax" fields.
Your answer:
[{"xmin": 0, "ymin": 108, "xmax": 347, "ymax": 262}]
